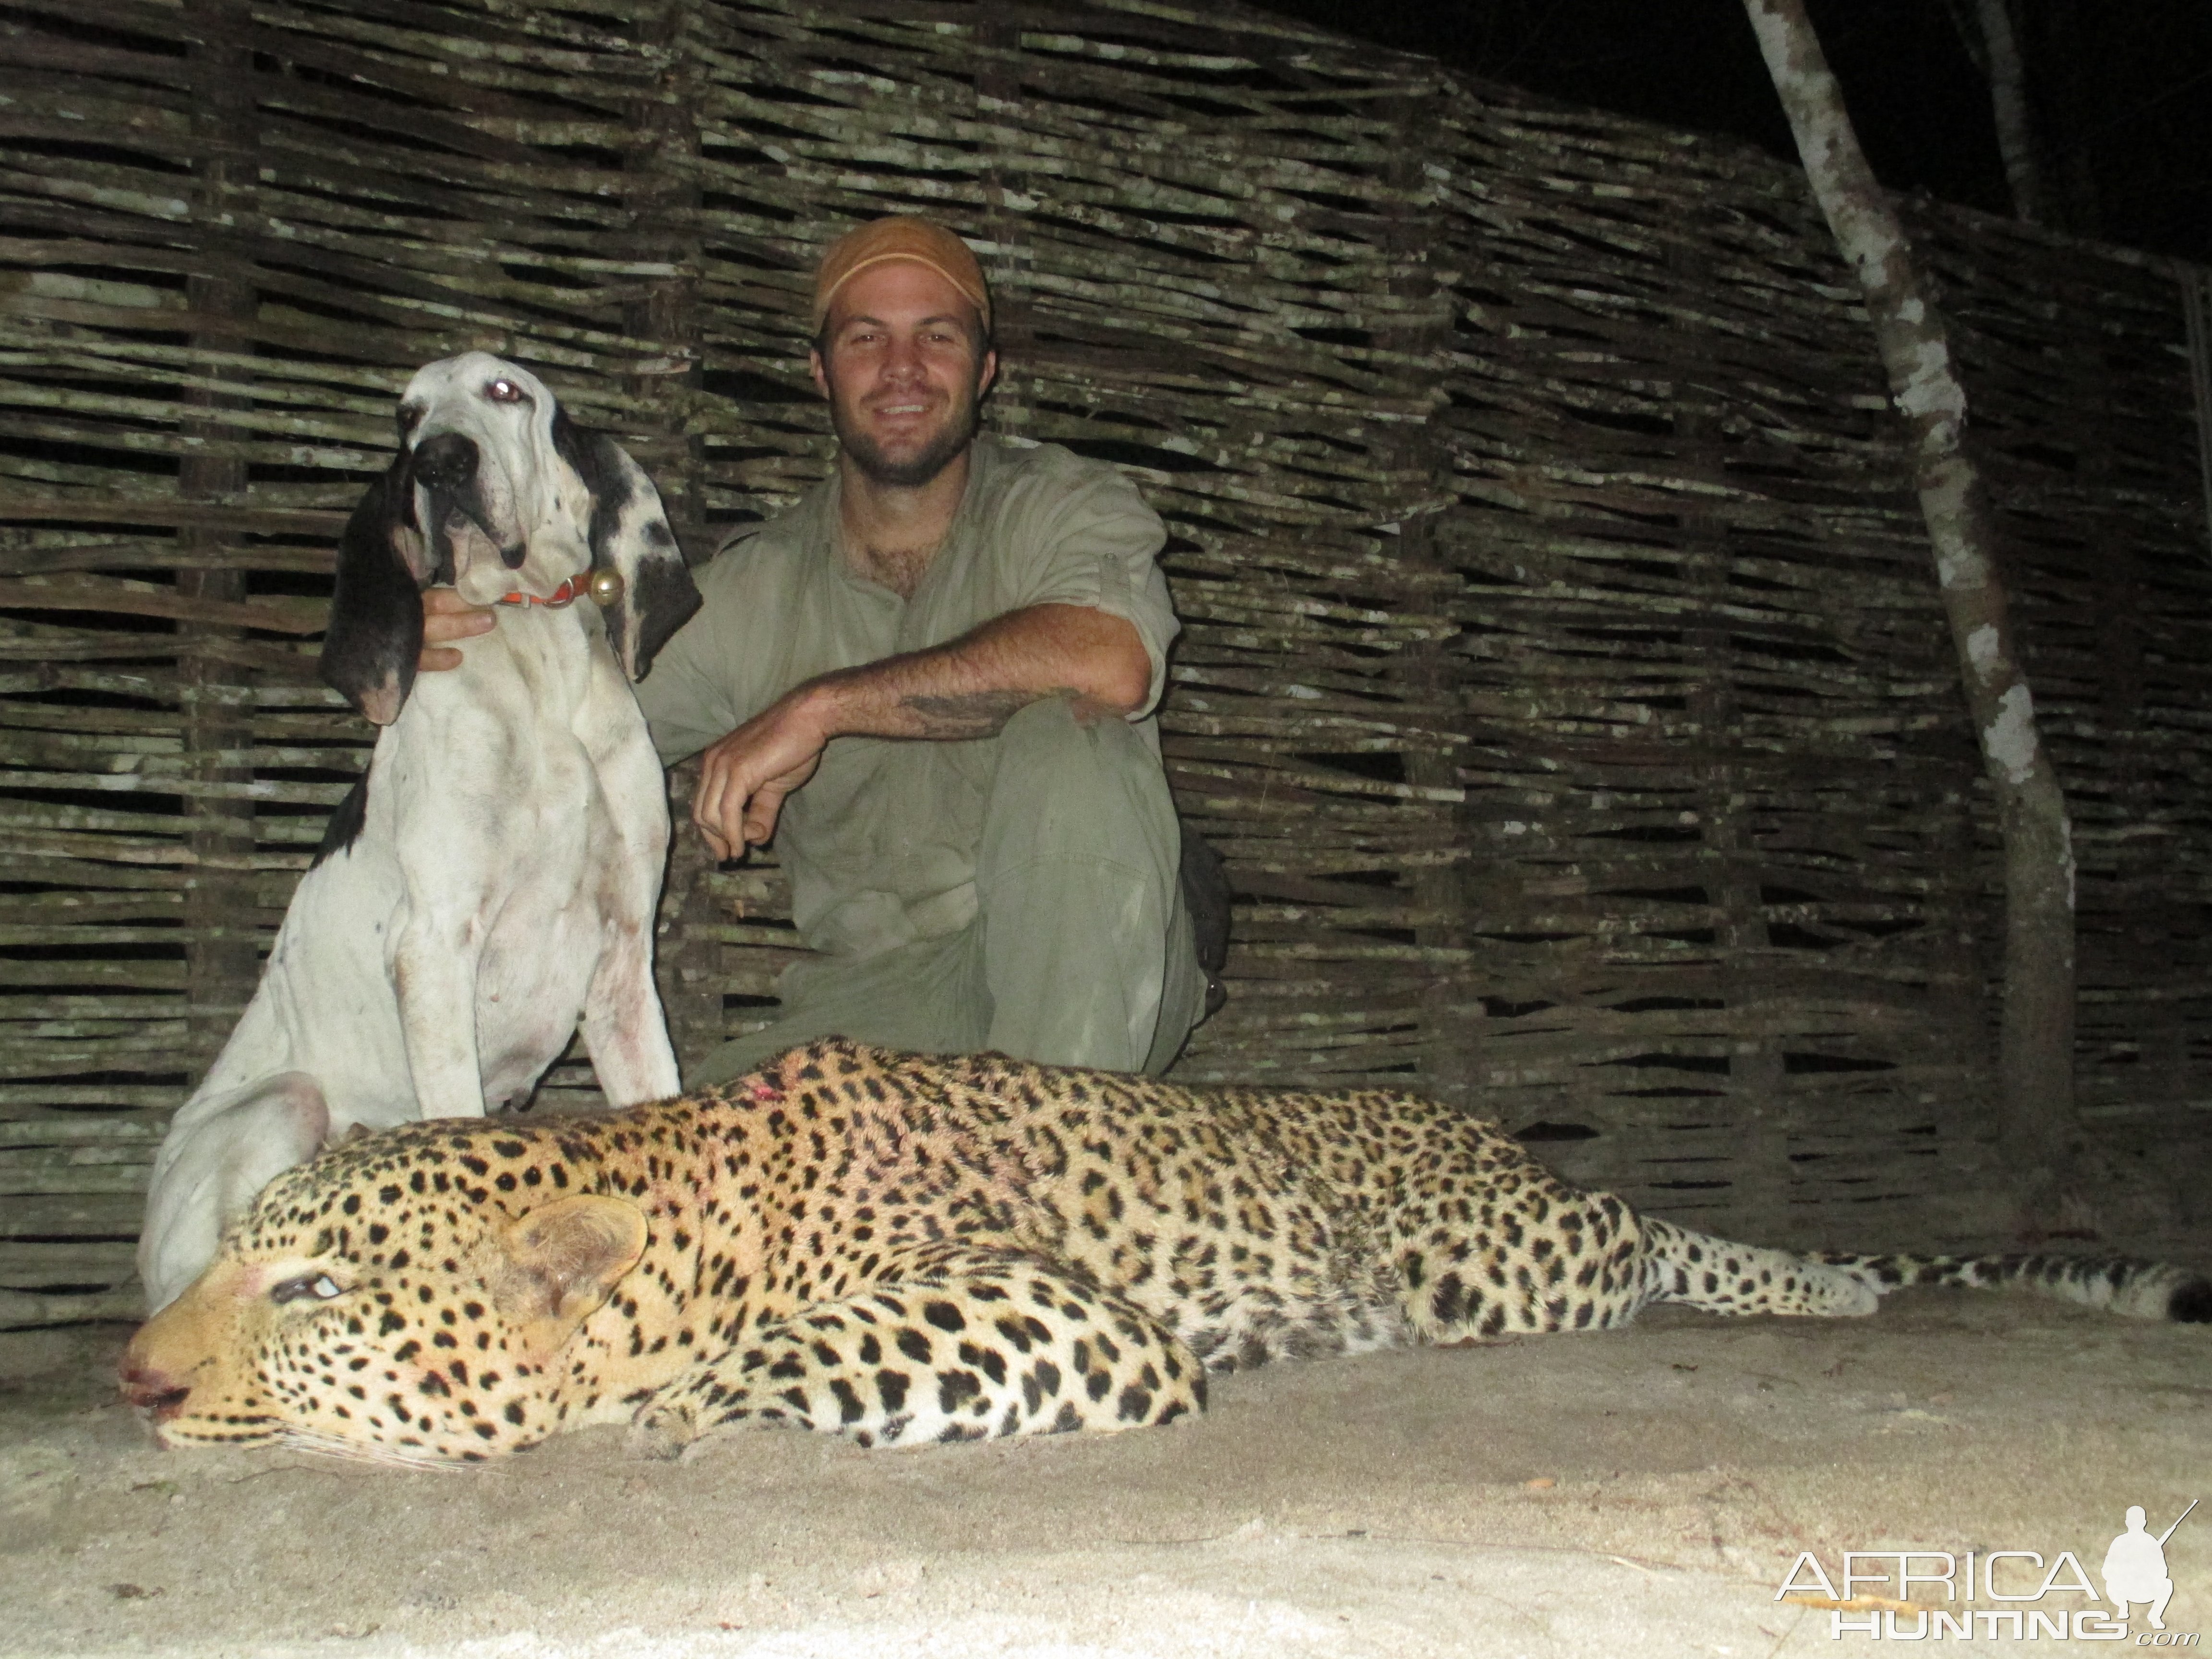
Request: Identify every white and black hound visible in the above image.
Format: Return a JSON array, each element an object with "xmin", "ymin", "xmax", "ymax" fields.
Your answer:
[{"xmin": 138, "ymin": 353, "xmax": 704, "ymax": 1311}]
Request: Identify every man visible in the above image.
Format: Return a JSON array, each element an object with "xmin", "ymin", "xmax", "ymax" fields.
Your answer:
[
  {"xmin": 423, "ymin": 216, "xmax": 1207, "ymax": 1083},
  {"xmin": 2102, "ymin": 1504, "xmax": 2179, "ymax": 1631}
]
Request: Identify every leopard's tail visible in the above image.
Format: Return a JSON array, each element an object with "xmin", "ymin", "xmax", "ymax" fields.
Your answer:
[
  {"xmin": 1635, "ymin": 1219, "xmax": 2211, "ymax": 1325},
  {"xmin": 1814, "ymin": 1250, "xmax": 2212, "ymax": 1323}
]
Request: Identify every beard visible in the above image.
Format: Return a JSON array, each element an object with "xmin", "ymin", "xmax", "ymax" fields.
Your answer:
[{"xmin": 828, "ymin": 378, "xmax": 983, "ymax": 489}]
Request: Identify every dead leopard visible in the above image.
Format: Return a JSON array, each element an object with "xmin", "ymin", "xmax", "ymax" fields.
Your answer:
[{"xmin": 120, "ymin": 1039, "xmax": 2210, "ymax": 1466}]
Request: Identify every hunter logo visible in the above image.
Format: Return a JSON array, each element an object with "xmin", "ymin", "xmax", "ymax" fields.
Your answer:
[
  {"xmin": 2105, "ymin": 1502, "xmax": 2195, "ymax": 1631},
  {"xmin": 1776, "ymin": 1501, "xmax": 2198, "ymax": 1643}
]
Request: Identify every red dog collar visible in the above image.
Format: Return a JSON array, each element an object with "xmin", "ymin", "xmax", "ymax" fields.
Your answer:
[{"xmin": 497, "ymin": 577, "xmax": 581, "ymax": 608}]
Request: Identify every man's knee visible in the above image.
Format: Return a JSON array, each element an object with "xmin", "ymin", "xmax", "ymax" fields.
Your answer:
[
  {"xmin": 994, "ymin": 694, "xmax": 1152, "ymax": 789},
  {"xmin": 986, "ymin": 697, "xmax": 1172, "ymax": 851}
]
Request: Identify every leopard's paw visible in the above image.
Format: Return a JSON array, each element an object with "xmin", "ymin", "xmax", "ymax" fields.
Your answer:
[{"xmin": 626, "ymin": 1397, "xmax": 703, "ymax": 1461}]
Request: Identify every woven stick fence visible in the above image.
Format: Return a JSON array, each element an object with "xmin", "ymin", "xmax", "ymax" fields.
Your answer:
[{"xmin": 2, "ymin": 0, "xmax": 2208, "ymax": 1325}]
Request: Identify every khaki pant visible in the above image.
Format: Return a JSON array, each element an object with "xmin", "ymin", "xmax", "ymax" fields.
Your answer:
[{"xmin": 690, "ymin": 697, "xmax": 1207, "ymax": 1084}]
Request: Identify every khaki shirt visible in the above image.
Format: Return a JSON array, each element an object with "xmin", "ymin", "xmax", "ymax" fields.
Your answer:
[{"xmin": 635, "ymin": 434, "xmax": 1178, "ymax": 961}]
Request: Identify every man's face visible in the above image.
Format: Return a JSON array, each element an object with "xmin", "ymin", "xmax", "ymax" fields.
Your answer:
[{"xmin": 810, "ymin": 261, "xmax": 997, "ymax": 489}]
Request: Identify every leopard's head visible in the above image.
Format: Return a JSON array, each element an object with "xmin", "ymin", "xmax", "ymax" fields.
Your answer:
[{"xmin": 119, "ymin": 1123, "xmax": 648, "ymax": 1466}]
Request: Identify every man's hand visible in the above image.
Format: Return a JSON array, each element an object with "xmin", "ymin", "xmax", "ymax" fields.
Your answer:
[
  {"xmin": 690, "ymin": 685, "xmax": 835, "ymax": 860},
  {"xmin": 419, "ymin": 587, "xmax": 495, "ymax": 671}
]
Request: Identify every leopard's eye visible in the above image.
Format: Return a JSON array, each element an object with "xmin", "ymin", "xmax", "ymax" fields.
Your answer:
[
  {"xmin": 484, "ymin": 378, "xmax": 527, "ymax": 404},
  {"xmin": 271, "ymin": 1273, "xmax": 347, "ymax": 1305}
]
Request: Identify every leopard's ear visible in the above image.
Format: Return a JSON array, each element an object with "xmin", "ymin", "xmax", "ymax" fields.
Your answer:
[{"xmin": 490, "ymin": 1195, "xmax": 647, "ymax": 1358}]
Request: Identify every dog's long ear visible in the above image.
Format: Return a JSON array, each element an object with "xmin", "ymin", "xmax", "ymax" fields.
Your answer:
[
  {"xmin": 552, "ymin": 413, "xmax": 703, "ymax": 681},
  {"xmin": 321, "ymin": 456, "xmax": 429, "ymax": 726}
]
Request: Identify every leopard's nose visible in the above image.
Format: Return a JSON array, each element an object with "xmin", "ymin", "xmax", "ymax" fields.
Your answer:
[{"xmin": 118, "ymin": 1358, "xmax": 190, "ymax": 1421}]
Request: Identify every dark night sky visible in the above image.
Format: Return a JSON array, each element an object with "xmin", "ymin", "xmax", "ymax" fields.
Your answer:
[{"xmin": 1247, "ymin": 0, "xmax": 2212, "ymax": 265}]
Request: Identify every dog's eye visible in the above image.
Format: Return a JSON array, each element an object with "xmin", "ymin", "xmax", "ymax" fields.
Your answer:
[
  {"xmin": 271, "ymin": 1273, "xmax": 347, "ymax": 1305},
  {"xmin": 485, "ymin": 378, "xmax": 527, "ymax": 404}
]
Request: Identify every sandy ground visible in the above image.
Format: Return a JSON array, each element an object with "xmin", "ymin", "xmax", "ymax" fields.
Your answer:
[{"xmin": 4, "ymin": 1274, "xmax": 2210, "ymax": 1659}]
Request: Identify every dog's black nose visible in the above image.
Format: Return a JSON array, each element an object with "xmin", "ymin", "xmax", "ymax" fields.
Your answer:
[{"xmin": 411, "ymin": 432, "xmax": 479, "ymax": 490}]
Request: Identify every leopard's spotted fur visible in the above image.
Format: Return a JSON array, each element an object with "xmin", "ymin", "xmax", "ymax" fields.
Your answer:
[{"xmin": 120, "ymin": 1039, "xmax": 2211, "ymax": 1466}]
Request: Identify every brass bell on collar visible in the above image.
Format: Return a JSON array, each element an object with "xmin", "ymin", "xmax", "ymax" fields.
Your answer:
[{"xmin": 586, "ymin": 567, "xmax": 626, "ymax": 609}]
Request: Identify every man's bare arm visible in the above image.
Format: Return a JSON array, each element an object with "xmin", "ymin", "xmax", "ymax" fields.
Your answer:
[
  {"xmin": 690, "ymin": 603, "xmax": 1151, "ymax": 859},
  {"xmin": 825, "ymin": 602, "xmax": 1150, "ymax": 738}
]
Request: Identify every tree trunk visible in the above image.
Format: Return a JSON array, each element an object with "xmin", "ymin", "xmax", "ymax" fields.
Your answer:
[
  {"xmin": 180, "ymin": 0, "xmax": 263, "ymax": 1061},
  {"xmin": 1972, "ymin": 0, "xmax": 2047, "ymax": 224},
  {"xmin": 1940, "ymin": 0, "xmax": 2048, "ymax": 224},
  {"xmin": 1742, "ymin": 0, "xmax": 2078, "ymax": 1232},
  {"xmin": 622, "ymin": 0, "xmax": 722, "ymax": 1079}
]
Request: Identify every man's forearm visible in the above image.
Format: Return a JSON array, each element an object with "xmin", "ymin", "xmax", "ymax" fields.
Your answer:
[
  {"xmin": 687, "ymin": 601, "xmax": 1153, "ymax": 858},
  {"xmin": 799, "ymin": 602, "xmax": 1151, "ymax": 742}
]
